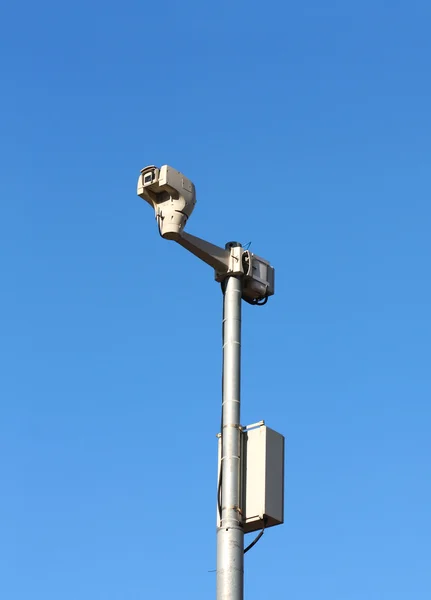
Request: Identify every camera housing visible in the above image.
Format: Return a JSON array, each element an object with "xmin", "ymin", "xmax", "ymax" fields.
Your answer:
[{"xmin": 137, "ymin": 165, "xmax": 196, "ymax": 238}]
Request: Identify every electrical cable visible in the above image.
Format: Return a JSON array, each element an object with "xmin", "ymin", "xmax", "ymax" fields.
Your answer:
[
  {"xmin": 253, "ymin": 296, "xmax": 268, "ymax": 306},
  {"xmin": 244, "ymin": 519, "xmax": 267, "ymax": 554},
  {"xmin": 217, "ymin": 458, "xmax": 222, "ymax": 520},
  {"xmin": 156, "ymin": 213, "xmax": 164, "ymax": 237},
  {"xmin": 217, "ymin": 288, "xmax": 225, "ymax": 521}
]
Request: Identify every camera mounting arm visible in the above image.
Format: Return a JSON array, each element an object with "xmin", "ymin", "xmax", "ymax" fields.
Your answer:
[
  {"xmin": 165, "ymin": 230, "xmax": 231, "ymax": 275},
  {"xmin": 165, "ymin": 230, "xmax": 275, "ymax": 305}
]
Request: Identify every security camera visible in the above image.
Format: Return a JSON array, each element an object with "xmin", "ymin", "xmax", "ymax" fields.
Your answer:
[
  {"xmin": 137, "ymin": 164, "xmax": 274, "ymax": 303},
  {"xmin": 137, "ymin": 165, "xmax": 196, "ymax": 239}
]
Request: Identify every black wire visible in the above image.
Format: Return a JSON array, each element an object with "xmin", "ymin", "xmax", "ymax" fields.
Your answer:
[
  {"xmin": 217, "ymin": 461, "xmax": 222, "ymax": 520},
  {"xmin": 244, "ymin": 520, "xmax": 267, "ymax": 554},
  {"xmin": 253, "ymin": 296, "xmax": 268, "ymax": 306},
  {"xmin": 156, "ymin": 213, "xmax": 164, "ymax": 237},
  {"xmin": 217, "ymin": 288, "xmax": 225, "ymax": 521}
]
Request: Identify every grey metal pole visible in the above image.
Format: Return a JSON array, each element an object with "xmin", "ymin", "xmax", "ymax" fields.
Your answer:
[{"xmin": 216, "ymin": 264, "xmax": 244, "ymax": 600}]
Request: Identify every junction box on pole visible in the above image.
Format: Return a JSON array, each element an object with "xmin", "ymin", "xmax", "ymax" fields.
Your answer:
[{"xmin": 218, "ymin": 422, "xmax": 285, "ymax": 534}]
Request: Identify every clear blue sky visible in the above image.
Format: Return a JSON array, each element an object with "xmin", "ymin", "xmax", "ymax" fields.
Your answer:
[{"xmin": 1, "ymin": 2, "xmax": 430, "ymax": 599}]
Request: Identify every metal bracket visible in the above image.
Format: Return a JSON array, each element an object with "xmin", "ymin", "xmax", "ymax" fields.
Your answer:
[
  {"xmin": 173, "ymin": 232, "xmax": 274, "ymax": 304},
  {"xmin": 242, "ymin": 420, "xmax": 265, "ymax": 431}
]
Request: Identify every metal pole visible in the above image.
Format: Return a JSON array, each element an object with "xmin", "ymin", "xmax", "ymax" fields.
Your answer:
[{"xmin": 216, "ymin": 265, "xmax": 244, "ymax": 600}]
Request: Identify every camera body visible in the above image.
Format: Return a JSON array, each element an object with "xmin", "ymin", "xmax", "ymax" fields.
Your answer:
[{"xmin": 137, "ymin": 165, "xmax": 196, "ymax": 238}]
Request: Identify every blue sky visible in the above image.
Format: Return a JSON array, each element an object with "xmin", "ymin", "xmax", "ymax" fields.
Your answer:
[{"xmin": 1, "ymin": 1, "xmax": 430, "ymax": 599}]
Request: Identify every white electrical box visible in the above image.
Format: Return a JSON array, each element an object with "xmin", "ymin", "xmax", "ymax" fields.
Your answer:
[{"xmin": 217, "ymin": 423, "xmax": 285, "ymax": 534}]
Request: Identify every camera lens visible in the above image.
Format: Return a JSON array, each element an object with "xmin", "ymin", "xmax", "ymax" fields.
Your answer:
[{"xmin": 144, "ymin": 173, "xmax": 153, "ymax": 184}]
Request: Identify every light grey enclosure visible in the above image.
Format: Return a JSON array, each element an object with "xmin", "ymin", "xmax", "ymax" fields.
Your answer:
[
  {"xmin": 242, "ymin": 425, "xmax": 285, "ymax": 533},
  {"xmin": 217, "ymin": 423, "xmax": 285, "ymax": 535}
]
